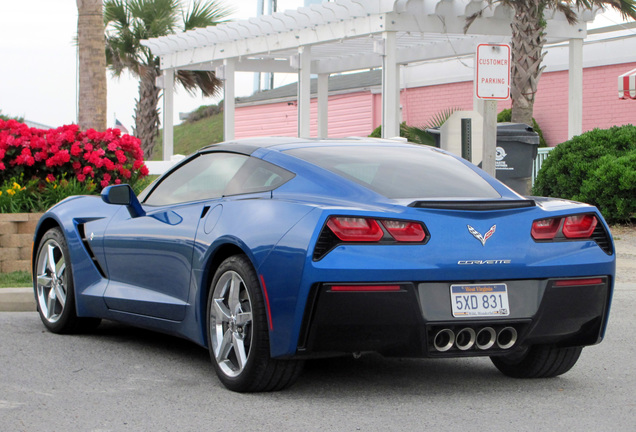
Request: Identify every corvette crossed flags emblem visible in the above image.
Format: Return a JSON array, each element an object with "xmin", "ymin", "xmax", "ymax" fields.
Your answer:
[{"xmin": 467, "ymin": 224, "xmax": 496, "ymax": 246}]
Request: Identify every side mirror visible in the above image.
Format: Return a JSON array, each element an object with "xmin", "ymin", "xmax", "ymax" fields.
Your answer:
[{"xmin": 101, "ymin": 184, "xmax": 146, "ymax": 218}]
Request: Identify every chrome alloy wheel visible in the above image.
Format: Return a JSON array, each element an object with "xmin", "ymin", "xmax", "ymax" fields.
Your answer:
[
  {"xmin": 209, "ymin": 270, "xmax": 254, "ymax": 378},
  {"xmin": 36, "ymin": 239, "xmax": 68, "ymax": 324}
]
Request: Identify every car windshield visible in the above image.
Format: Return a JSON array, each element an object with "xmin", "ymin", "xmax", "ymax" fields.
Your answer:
[{"xmin": 285, "ymin": 145, "xmax": 501, "ymax": 200}]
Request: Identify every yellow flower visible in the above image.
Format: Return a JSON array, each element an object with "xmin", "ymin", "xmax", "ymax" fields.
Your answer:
[
  {"xmin": 7, "ymin": 189, "xmax": 15, "ymax": 196},
  {"xmin": 12, "ymin": 182, "xmax": 21, "ymax": 190},
  {"xmin": 0, "ymin": 190, "xmax": 3, "ymax": 197}
]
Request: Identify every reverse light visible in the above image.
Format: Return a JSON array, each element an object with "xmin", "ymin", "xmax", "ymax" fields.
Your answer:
[
  {"xmin": 326, "ymin": 217, "xmax": 383, "ymax": 242},
  {"xmin": 531, "ymin": 218, "xmax": 561, "ymax": 240},
  {"xmin": 381, "ymin": 220, "xmax": 427, "ymax": 242}
]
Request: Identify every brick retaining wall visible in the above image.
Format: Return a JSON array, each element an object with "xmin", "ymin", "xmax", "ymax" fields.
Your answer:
[{"xmin": 0, "ymin": 213, "xmax": 43, "ymax": 273}]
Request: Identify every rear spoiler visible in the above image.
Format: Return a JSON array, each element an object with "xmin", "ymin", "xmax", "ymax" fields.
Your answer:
[{"xmin": 409, "ymin": 200, "xmax": 536, "ymax": 211}]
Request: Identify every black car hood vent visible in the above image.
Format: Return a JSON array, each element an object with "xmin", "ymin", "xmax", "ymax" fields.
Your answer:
[{"xmin": 409, "ymin": 200, "xmax": 536, "ymax": 211}]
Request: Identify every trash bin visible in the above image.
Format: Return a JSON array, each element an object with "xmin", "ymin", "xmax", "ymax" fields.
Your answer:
[
  {"xmin": 425, "ymin": 128, "xmax": 441, "ymax": 148},
  {"xmin": 494, "ymin": 123, "xmax": 539, "ymax": 195}
]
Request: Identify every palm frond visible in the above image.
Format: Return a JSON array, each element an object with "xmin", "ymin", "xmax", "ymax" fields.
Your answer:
[{"xmin": 183, "ymin": 0, "xmax": 233, "ymax": 31}]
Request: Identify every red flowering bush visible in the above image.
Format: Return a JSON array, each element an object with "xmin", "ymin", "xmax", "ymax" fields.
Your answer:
[{"xmin": 0, "ymin": 119, "xmax": 148, "ymax": 189}]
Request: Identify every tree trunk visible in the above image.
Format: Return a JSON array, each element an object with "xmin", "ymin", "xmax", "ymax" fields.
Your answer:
[
  {"xmin": 77, "ymin": 0, "xmax": 107, "ymax": 131},
  {"xmin": 509, "ymin": 2, "xmax": 546, "ymax": 126},
  {"xmin": 135, "ymin": 67, "xmax": 161, "ymax": 160}
]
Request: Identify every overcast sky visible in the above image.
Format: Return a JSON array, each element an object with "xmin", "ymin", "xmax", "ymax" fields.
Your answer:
[{"xmin": 0, "ymin": 1, "xmax": 628, "ymax": 132}]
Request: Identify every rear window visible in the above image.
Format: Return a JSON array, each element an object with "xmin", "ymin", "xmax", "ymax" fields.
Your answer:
[{"xmin": 285, "ymin": 145, "xmax": 500, "ymax": 199}]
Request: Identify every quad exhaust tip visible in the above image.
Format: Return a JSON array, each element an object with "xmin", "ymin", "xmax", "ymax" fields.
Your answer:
[
  {"xmin": 432, "ymin": 326, "xmax": 517, "ymax": 352},
  {"xmin": 433, "ymin": 329, "xmax": 455, "ymax": 352}
]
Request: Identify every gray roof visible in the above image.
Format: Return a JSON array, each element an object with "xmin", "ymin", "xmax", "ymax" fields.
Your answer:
[{"xmin": 237, "ymin": 69, "xmax": 381, "ymax": 105}]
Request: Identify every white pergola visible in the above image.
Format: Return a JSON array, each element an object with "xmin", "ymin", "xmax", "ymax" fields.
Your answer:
[{"xmin": 142, "ymin": 0, "xmax": 598, "ymax": 161}]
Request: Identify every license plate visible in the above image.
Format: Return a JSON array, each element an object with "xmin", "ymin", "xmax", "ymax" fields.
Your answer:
[{"xmin": 450, "ymin": 283, "xmax": 510, "ymax": 317}]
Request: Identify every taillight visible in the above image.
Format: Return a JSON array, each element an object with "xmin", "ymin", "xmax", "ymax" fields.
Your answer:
[
  {"xmin": 563, "ymin": 214, "xmax": 597, "ymax": 238},
  {"xmin": 532, "ymin": 214, "xmax": 599, "ymax": 241},
  {"xmin": 381, "ymin": 220, "xmax": 427, "ymax": 242},
  {"xmin": 326, "ymin": 217, "xmax": 383, "ymax": 242},
  {"xmin": 314, "ymin": 216, "xmax": 429, "ymax": 260},
  {"xmin": 531, "ymin": 218, "xmax": 561, "ymax": 240}
]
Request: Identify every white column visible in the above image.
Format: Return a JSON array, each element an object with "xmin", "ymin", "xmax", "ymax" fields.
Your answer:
[
  {"xmin": 381, "ymin": 32, "xmax": 399, "ymax": 139},
  {"xmin": 298, "ymin": 46, "xmax": 311, "ymax": 138},
  {"xmin": 317, "ymin": 73, "xmax": 329, "ymax": 138},
  {"xmin": 162, "ymin": 68, "xmax": 174, "ymax": 161},
  {"xmin": 223, "ymin": 59, "xmax": 236, "ymax": 141},
  {"xmin": 568, "ymin": 38, "xmax": 583, "ymax": 140}
]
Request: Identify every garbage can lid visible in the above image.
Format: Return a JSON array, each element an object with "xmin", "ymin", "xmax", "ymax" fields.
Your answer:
[
  {"xmin": 497, "ymin": 122, "xmax": 539, "ymax": 145},
  {"xmin": 496, "ymin": 123, "xmax": 535, "ymax": 135}
]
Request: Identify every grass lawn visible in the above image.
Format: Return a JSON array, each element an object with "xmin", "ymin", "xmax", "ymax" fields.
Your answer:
[{"xmin": 0, "ymin": 271, "xmax": 32, "ymax": 288}]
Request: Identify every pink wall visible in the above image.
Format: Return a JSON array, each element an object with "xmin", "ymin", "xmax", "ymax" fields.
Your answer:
[
  {"xmin": 235, "ymin": 92, "xmax": 375, "ymax": 139},
  {"xmin": 235, "ymin": 62, "xmax": 636, "ymax": 146}
]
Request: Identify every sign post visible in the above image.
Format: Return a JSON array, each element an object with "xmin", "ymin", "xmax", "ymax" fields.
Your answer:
[{"xmin": 476, "ymin": 43, "xmax": 511, "ymax": 176}]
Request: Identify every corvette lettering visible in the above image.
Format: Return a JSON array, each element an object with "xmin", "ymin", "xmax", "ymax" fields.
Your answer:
[{"xmin": 458, "ymin": 259, "xmax": 512, "ymax": 265}]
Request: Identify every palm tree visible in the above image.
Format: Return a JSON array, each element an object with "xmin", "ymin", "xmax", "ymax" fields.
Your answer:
[
  {"xmin": 77, "ymin": 0, "xmax": 107, "ymax": 131},
  {"xmin": 104, "ymin": 0, "xmax": 231, "ymax": 159},
  {"xmin": 467, "ymin": 1, "xmax": 636, "ymax": 126}
]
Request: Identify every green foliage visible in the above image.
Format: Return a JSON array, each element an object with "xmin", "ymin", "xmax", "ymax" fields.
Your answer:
[
  {"xmin": 369, "ymin": 108, "xmax": 461, "ymax": 146},
  {"xmin": 0, "ymin": 110, "xmax": 23, "ymax": 122},
  {"xmin": 0, "ymin": 271, "xmax": 32, "ymax": 288},
  {"xmin": 497, "ymin": 108, "xmax": 546, "ymax": 147},
  {"xmin": 0, "ymin": 175, "xmax": 97, "ymax": 214},
  {"xmin": 533, "ymin": 125, "xmax": 636, "ymax": 223},
  {"xmin": 185, "ymin": 103, "xmax": 223, "ymax": 123},
  {"xmin": 152, "ymin": 110, "xmax": 224, "ymax": 160}
]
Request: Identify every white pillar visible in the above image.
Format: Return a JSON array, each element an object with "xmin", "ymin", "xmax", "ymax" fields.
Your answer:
[
  {"xmin": 381, "ymin": 32, "xmax": 399, "ymax": 139},
  {"xmin": 162, "ymin": 68, "xmax": 174, "ymax": 161},
  {"xmin": 223, "ymin": 59, "xmax": 236, "ymax": 141},
  {"xmin": 568, "ymin": 38, "xmax": 583, "ymax": 140},
  {"xmin": 298, "ymin": 46, "xmax": 311, "ymax": 138},
  {"xmin": 317, "ymin": 73, "xmax": 329, "ymax": 138}
]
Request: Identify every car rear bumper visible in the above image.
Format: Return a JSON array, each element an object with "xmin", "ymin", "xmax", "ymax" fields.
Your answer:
[{"xmin": 296, "ymin": 276, "xmax": 611, "ymax": 358}]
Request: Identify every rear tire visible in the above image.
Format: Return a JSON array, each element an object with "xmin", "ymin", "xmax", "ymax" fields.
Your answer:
[
  {"xmin": 207, "ymin": 255, "xmax": 303, "ymax": 392},
  {"xmin": 33, "ymin": 227, "xmax": 101, "ymax": 333},
  {"xmin": 491, "ymin": 344, "xmax": 583, "ymax": 378}
]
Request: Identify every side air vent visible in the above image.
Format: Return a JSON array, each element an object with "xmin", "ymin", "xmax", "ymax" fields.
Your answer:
[
  {"xmin": 313, "ymin": 227, "xmax": 340, "ymax": 261},
  {"xmin": 77, "ymin": 223, "xmax": 107, "ymax": 277},
  {"xmin": 592, "ymin": 223, "xmax": 613, "ymax": 255},
  {"xmin": 409, "ymin": 200, "xmax": 535, "ymax": 211}
]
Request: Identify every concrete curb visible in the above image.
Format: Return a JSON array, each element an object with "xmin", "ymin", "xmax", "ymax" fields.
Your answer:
[{"xmin": 0, "ymin": 287, "xmax": 36, "ymax": 312}]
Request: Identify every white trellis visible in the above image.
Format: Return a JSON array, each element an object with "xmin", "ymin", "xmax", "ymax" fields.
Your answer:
[{"xmin": 142, "ymin": 0, "xmax": 598, "ymax": 161}]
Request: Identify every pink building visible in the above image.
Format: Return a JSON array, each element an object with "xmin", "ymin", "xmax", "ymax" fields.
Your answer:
[{"xmin": 235, "ymin": 40, "xmax": 636, "ymax": 147}]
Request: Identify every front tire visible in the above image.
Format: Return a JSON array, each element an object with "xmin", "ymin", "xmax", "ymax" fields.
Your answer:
[
  {"xmin": 207, "ymin": 255, "xmax": 303, "ymax": 392},
  {"xmin": 34, "ymin": 227, "xmax": 100, "ymax": 333},
  {"xmin": 491, "ymin": 344, "xmax": 583, "ymax": 378}
]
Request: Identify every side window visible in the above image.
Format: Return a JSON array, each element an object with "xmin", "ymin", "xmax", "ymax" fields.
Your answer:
[
  {"xmin": 225, "ymin": 157, "xmax": 295, "ymax": 196},
  {"xmin": 143, "ymin": 153, "xmax": 249, "ymax": 206}
]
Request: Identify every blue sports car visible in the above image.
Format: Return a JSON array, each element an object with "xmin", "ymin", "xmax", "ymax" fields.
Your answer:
[{"xmin": 33, "ymin": 137, "xmax": 615, "ymax": 392}]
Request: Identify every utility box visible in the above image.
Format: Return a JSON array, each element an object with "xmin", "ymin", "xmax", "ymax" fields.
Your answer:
[{"xmin": 494, "ymin": 123, "xmax": 539, "ymax": 195}]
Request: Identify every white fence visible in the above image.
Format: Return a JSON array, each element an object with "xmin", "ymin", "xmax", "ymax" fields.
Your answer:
[{"xmin": 532, "ymin": 147, "xmax": 554, "ymax": 186}]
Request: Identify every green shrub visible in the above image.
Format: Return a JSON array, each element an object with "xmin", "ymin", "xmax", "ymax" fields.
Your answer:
[
  {"xmin": 0, "ymin": 175, "xmax": 97, "ymax": 213},
  {"xmin": 497, "ymin": 108, "xmax": 546, "ymax": 147},
  {"xmin": 533, "ymin": 125, "xmax": 636, "ymax": 223}
]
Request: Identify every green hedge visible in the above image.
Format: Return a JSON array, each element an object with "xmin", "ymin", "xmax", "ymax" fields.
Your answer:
[{"xmin": 533, "ymin": 125, "xmax": 636, "ymax": 223}]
